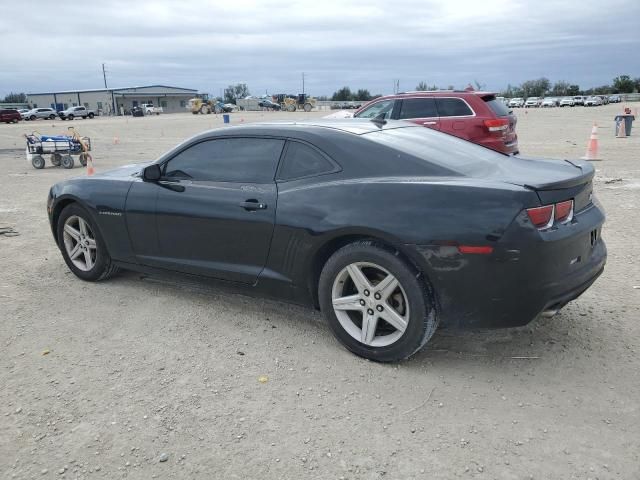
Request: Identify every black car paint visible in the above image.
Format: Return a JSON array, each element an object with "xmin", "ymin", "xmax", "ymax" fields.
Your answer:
[{"xmin": 48, "ymin": 120, "xmax": 606, "ymax": 329}]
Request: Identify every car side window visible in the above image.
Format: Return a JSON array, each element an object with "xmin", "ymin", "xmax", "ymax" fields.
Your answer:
[
  {"xmin": 436, "ymin": 98, "xmax": 473, "ymax": 117},
  {"xmin": 398, "ymin": 98, "xmax": 438, "ymax": 119},
  {"xmin": 163, "ymin": 137, "xmax": 284, "ymax": 183},
  {"xmin": 355, "ymin": 100, "xmax": 395, "ymax": 119},
  {"xmin": 277, "ymin": 141, "xmax": 336, "ymax": 181}
]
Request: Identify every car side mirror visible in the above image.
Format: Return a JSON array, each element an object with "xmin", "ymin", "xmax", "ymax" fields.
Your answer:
[{"xmin": 142, "ymin": 164, "xmax": 161, "ymax": 181}]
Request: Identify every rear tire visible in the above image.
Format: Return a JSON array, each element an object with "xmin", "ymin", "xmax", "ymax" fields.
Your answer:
[
  {"xmin": 51, "ymin": 153, "xmax": 62, "ymax": 166},
  {"xmin": 57, "ymin": 203, "xmax": 119, "ymax": 281},
  {"xmin": 88, "ymin": 113, "xmax": 94, "ymax": 118},
  {"xmin": 68, "ymin": 114, "xmax": 74, "ymax": 120},
  {"xmin": 304, "ymin": 103, "xmax": 312, "ymax": 112},
  {"xmin": 318, "ymin": 241, "xmax": 437, "ymax": 362},
  {"xmin": 48, "ymin": 114, "xmax": 56, "ymax": 120}
]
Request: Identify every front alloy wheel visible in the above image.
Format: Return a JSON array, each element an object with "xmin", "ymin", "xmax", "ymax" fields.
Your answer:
[{"xmin": 63, "ymin": 215, "xmax": 97, "ymax": 271}]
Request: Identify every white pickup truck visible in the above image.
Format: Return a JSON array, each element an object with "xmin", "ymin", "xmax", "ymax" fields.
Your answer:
[
  {"xmin": 142, "ymin": 103, "xmax": 163, "ymax": 115},
  {"xmin": 58, "ymin": 106, "xmax": 96, "ymax": 120}
]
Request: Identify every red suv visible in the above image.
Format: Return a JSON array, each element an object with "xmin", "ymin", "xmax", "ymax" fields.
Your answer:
[
  {"xmin": 0, "ymin": 109, "xmax": 22, "ymax": 124},
  {"xmin": 354, "ymin": 91, "xmax": 518, "ymax": 154}
]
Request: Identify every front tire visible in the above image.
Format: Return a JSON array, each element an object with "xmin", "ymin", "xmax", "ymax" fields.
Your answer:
[
  {"xmin": 61, "ymin": 155, "xmax": 74, "ymax": 169},
  {"xmin": 318, "ymin": 241, "xmax": 437, "ymax": 362},
  {"xmin": 31, "ymin": 155, "xmax": 45, "ymax": 169},
  {"xmin": 57, "ymin": 203, "xmax": 119, "ymax": 281}
]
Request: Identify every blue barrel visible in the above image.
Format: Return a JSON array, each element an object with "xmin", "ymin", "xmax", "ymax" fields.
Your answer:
[{"xmin": 223, "ymin": 114, "xmax": 230, "ymax": 124}]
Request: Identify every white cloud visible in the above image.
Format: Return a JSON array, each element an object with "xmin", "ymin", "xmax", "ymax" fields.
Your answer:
[{"xmin": 0, "ymin": 0, "xmax": 638, "ymax": 96}]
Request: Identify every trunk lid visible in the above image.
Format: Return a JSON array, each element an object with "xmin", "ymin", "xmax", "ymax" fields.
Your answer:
[{"xmin": 487, "ymin": 156, "xmax": 594, "ymax": 209}]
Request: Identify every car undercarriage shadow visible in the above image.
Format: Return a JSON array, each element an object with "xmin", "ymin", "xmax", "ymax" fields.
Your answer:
[{"xmin": 116, "ymin": 269, "xmax": 601, "ymax": 369}]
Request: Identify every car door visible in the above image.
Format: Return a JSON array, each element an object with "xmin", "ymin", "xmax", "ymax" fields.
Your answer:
[
  {"xmin": 434, "ymin": 97, "xmax": 475, "ymax": 139},
  {"xmin": 129, "ymin": 136, "xmax": 285, "ymax": 284},
  {"xmin": 394, "ymin": 97, "xmax": 440, "ymax": 130}
]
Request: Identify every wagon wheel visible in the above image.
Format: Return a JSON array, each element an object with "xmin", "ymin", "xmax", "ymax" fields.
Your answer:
[
  {"xmin": 303, "ymin": 102, "xmax": 312, "ymax": 112},
  {"xmin": 51, "ymin": 153, "xmax": 62, "ymax": 166},
  {"xmin": 79, "ymin": 153, "xmax": 89, "ymax": 167},
  {"xmin": 62, "ymin": 155, "xmax": 75, "ymax": 169},
  {"xmin": 287, "ymin": 104, "xmax": 296, "ymax": 112},
  {"xmin": 32, "ymin": 155, "xmax": 45, "ymax": 169}
]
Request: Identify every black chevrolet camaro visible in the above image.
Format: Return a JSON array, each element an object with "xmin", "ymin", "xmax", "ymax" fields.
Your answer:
[{"xmin": 47, "ymin": 120, "xmax": 606, "ymax": 361}]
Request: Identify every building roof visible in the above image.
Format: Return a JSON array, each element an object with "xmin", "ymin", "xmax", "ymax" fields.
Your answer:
[{"xmin": 28, "ymin": 85, "xmax": 198, "ymax": 95}]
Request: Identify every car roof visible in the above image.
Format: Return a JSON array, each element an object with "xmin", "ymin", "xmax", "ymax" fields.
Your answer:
[{"xmin": 197, "ymin": 119, "xmax": 421, "ymax": 138}]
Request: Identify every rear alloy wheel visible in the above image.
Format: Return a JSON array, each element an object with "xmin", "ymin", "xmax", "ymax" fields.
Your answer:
[
  {"xmin": 48, "ymin": 114, "xmax": 56, "ymax": 120},
  {"xmin": 57, "ymin": 204, "xmax": 119, "ymax": 281},
  {"xmin": 319, "ymin": 242, "xmax": 437, "ymax": 362}
]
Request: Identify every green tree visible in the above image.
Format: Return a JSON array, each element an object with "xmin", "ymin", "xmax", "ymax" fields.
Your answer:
[
  {"xmin": 593, "ymin": 85, "xmax": 612, "ymax": 95},
  {"xmin": 223, "ymin": 84, "xmax": 250, "ymax": 104},
  {"xmin": 612, "ymin": 75, "xmax": 634, "ymax": 93},
  {"xmin": 551, "ymin": 81, "xmax": 571, "ymax": 96},
  {"xmin": 520, "ymin": 78, "xmax": 550, "ymax": 97},
  {"xmin": 3, "ymin": 92, "xmax": 26, "ymax": 103},
  {"xmin": 567, "ymin": 84, "xmax": 580, "ymax": 96},
  {"xmin": 331, "ymin": 87, "xmax": 353, "ymax": 101},
  {"xmin": 415, "ymin": 81, "xmax": 429, "ymax": 91},
  {"xmin": 354, "ymin": 89, "xmax": 371, "ymax": 101},
  {"xmin": 634, "ymin": 78, "xmax": 640, "ymax": 93}
]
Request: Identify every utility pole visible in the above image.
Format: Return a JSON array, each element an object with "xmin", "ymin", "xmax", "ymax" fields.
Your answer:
[
  {"xmin": 102, "ymin": 63, "xmax": 108, "ymax": 89},
  {"xmin": 302, "ymin": 72, "xmax": 305, "ymax": 95}
]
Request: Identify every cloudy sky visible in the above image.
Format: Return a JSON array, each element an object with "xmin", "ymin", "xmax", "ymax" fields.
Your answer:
[{"xmin": 1, "ymin": 0, "xmax": 638, "ymax": 97}]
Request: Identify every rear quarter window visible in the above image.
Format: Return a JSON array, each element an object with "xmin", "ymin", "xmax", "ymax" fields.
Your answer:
[
  {"xmin": 484, "ymin": 97, "xmax": 511, "ymax": 117},
  {"xmin": 436, "ymin": 98, "xmax": 473, "ymax": 117},
  {"xmin": 277, "ymin": 141, "xmax": 337, "ymax": 181}
]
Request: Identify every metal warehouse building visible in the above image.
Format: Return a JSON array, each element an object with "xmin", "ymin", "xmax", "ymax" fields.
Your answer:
[{"xmin": 27, "ymin": 85, "xmax": 198, "ymax": 115}]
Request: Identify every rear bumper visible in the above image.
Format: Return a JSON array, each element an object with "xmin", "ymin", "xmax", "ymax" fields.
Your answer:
[
  {"xmin": 408, "ymin": 204, "xmax": 606, "ymax": 329},
  {"xmin": 481, "ymin": 137, "xmax": 519, "ymax": 155}
]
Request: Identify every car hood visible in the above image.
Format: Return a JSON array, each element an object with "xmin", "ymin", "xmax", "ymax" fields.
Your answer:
[{"xmin": 95, "ymin": 162, "xmax": 150, "ymax": 178}]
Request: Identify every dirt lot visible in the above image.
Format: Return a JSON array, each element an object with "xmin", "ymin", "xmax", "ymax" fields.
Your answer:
[{"xmin": 1, "ymin": 105, "xmax": 639, "ymax": 479}]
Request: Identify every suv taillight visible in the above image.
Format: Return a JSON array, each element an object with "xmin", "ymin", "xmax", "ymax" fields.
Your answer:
[
  {"xmin": 484, "ymin": 118, "xmax": 509, "ymax": 132},
  {"xmin": 526, "ymin": 200, "xmax": 574, "ymax": 230}
]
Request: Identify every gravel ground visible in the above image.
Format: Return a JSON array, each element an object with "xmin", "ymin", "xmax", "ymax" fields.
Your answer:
[{"xmin": 1, "ymin": 106, "xmax": 638, "ymax": 479}]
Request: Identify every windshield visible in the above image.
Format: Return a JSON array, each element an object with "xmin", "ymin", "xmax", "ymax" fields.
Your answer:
[{"xmin": 363, "ymin": 125, "xmax": 506, "ymax": 176}]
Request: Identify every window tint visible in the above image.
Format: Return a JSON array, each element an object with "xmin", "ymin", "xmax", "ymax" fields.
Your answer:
[
  {"xmin": 436, "ymin": 98, "xmax": 473, "ymax": 117},
  {"xmin": 355, "ymin": 100, "xmax": 395, "ymax": 119},
  {"xmin": 164, "ymin": 138, "xmax": 284, "ymax": 183},
  {"xmin": 278, "ymin": 142, "xmax": 335, "ymax": 180},
  {"xmin": 484, "ymin": 97, "xmax": 510, "ymax": 116},
  {"xmin": 398, "ymin": 98, "xmax": 438, "ymax": 119}
]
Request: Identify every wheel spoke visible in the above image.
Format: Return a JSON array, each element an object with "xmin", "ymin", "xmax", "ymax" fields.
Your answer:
[
  {"xmin": 86, "ymin": 238, "xmax": 97, "ymax": 249},
  {"xmin": 346, "ymin": 264, "xmax": 371, "ymax": 293},
  {"xmin": 379, "ymin": 307, "xmax": 408, "ymax": 333},
  {"xmin": 361, "ymin": 311, "xmax": 378, "ymax": 344},
  {"xmin": 375, "ymin": 274, "xmax": 398, "ymax": 300},
  {"xmin": 78, "ymin": 218, "xmax": 88, "ymax": 236},
  {"xmin": 83, "ymin": 249, "xmax": 94, "ymax": 270},
  {"xmin": 332, "ymin": 294, "xmax": 363, "ymax": 311},
  {"xmin": 64, "ymin": 224, "xmax": 80, "ymax": 241},
  {"xmin": 69, "ymin": 243, "xmax": 83, "ymax": 260}
]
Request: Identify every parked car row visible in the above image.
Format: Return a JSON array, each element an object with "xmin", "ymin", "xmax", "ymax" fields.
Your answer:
[{"xmin": 508, "ymin": 95, "xmax": 621, "ymax": 108}]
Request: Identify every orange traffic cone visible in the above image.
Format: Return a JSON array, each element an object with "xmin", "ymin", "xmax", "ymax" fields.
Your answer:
[
  {"xmin": 581, "ymin": 123, "xmax": 600, "ymax": 161},
  {"xmin": 86, "ymin": 154, "xmax": 95, "ymax": 176},
  {"xmin": 616, "ymin": 119, "xmax": 627, "ymax": 138}
]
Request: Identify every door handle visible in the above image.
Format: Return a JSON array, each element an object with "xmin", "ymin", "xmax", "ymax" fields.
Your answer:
[
  {"xmin": 423, "ymin": 121, "xmax": 438, "ymax": 125},
  {"xmin": 240, "ymin": 199, "xmax": 267, "ymax": 211}
]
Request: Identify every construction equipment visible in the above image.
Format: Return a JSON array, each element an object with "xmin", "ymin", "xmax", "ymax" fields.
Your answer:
[
  {"xmin": 275, "ymin": 93, "xmax": 317, "ymax": 112},
  {"xmin": 187, "ymin": 94, "xmax": 225, "ymax": 115}
]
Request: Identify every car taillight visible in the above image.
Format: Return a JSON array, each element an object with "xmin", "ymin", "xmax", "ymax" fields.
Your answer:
[
  {"xmin": 554, "ymin": 200, "xmax": 574, "ymax": 223},
  {"xmin": 526, "ymin": 205, "xmax": 554, "ymax": 229},
  {"xmin": 526, "ymin": 200, "xmax": 574, "ymax": 230},
  {"xmin": 484, "ymin": 118, "xmax": 509, "ymax": 132}
]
